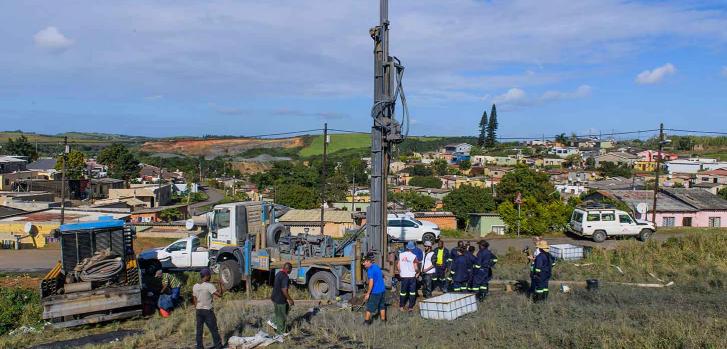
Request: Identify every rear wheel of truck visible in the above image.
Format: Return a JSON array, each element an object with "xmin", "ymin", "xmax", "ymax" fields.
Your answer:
[
  {"xmin": 308, "ymin": 271, "xmax": 338, "ymax": 300},
  {"xmin": 219, "ymin": 260, "xmax": 242, "ymax": 290}
]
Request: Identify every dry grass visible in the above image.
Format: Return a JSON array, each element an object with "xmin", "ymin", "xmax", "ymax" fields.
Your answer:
[{"xmin": 2, "ymin": 231, "xmax": 725, "ymax": 349}]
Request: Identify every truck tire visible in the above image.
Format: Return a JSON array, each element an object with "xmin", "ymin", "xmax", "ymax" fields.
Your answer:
[
  {"xmin": 422, "ymin": 233, "xmax": 436, "ymax": 244},
  {"xmin": 308, "ymin": 271, "xmax": 339, "ymax": 300},
  {"xmin": 266, "ymin": 223, "xmax": 286, "ymax": 247},
  {"xmin": 219, "ymin": 260, "xmax": 242, "ymax": 290},
  {"xmin": 592, "ymin": 230, "xmax": 607, "ymax": 243},
  {"xmin": 638, "ymin": 229, "xmax": 654, "ymax": 242}
]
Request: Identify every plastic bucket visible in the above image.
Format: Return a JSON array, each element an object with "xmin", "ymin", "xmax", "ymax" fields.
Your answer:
[{"xmin": 586, "ymin": 279, "xmax": 599, "ymax": 290}]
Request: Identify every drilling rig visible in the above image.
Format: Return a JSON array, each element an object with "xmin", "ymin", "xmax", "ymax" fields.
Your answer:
[{"xmin": 365, "ymin": 0, "xmax": 408, "ymax": 274}]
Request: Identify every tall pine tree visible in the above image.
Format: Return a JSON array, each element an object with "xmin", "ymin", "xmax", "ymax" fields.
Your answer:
[
  {"xmin": 477, "ymin": 110, "xmax": 488, "ymax": 147},
  {"xmin": 485, "ymin": 104, "xmax": 498, "ymax": 147}
]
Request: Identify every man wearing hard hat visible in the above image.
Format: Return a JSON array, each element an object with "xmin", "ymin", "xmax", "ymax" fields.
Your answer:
[{"xmin": 531, "ymin": 240, "xmax": 555, "ymax": 302}]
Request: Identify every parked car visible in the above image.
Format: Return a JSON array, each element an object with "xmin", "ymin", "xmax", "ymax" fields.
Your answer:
[
  {"xmin": 568, "ymin": 206, "xmax": 655, "ymax": 243},
  {"xmin": 387, "ymin": 213, "xmax": 440, "ymax": 243},
  {"xmin": 138, "ymin": 236, "xmax": 210, "ymax": 270}
]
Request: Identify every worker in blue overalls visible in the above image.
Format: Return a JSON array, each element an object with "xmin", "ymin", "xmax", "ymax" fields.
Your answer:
[
  {"xmin": 449, "ymin": 246, "xmax": 469, "ymax": 292},
  {"xmin": 532, "ymin": 240, "xmax": 554, "ymax": 302},
  {"xmin": 446, "ymin": 241, "xmax": 464, "ymax": 291},
  {"xmin": 466, "ymin": 245, "xmax": 477, "ymax": 293},
  {"xmin": 432, "ymin": 240, "xmax": 449, "ymax": 293},
  {"xmin": 473, "ymin": 240, "xmax": 497, "ymax": 301}
]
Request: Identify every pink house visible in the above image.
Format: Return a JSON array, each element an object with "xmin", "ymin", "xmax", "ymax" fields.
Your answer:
[
  {"xmin": 638, "ymin": 150, "xmax": 679, "ymax": 162},
  {"xmin": 591, "ymin": 188, "xmax": 727, "ymax": 228}
]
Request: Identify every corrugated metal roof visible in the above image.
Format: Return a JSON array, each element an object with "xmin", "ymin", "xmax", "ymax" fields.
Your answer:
[
  {"xmin": 662, "ymin": 188, "xmax": 727, "ymax": 210},
  {"xmin": 606, "ymin": 190, "xmax": 697, "ymax": 213},
  {"xmin": 280, "ymin": 209, "xmax": 352, "ymax": 223},
  {"xmin": 27, "ymin": 158, "xmax": 57, "ymax": 170}
]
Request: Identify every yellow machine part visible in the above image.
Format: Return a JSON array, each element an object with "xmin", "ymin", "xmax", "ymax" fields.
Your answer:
[{"xmin": 44, "ymin": 261, "xmax": 62, "ymax": 280}]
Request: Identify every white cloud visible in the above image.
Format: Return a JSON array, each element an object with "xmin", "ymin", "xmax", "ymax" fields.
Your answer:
[
  {"xmin": 491, "ymin": 85, "xmax": 592, "ymax": 108},
  {"xmin": 635, "ymin": 63, "xmax": 676, "ymax": 84},
  {"xmin": 722, "ymin": 66, "xmax": 727, "ymax": 78},
  {"xmin": 33, "ymin": 26, "xmax": 73, "ymax": 51}
]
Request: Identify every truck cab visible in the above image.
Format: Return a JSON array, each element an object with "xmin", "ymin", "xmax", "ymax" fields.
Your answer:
[
  {"xmin": 569, "ymin": 205, "xmax": 655, "ymax": 243},
  {"xmin": 139, "ymin": 236, "xmax": 209, "ymax": 270}
]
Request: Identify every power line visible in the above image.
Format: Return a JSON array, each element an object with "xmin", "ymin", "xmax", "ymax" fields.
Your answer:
[{"xmin": 664, "ymin": 128, "xmax": 727, "ymax": 136}]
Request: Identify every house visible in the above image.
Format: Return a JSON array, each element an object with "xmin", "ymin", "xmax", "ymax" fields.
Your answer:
[
  {"xmin": 596, "ymin": 140, "xmax": 614, "ymax": 149},
  {"xmin": 0, "ymin": 156, "xmax": 27, "ymax": 174},
  {"xmin": 471, "ymin": 155, "xmax": 495, "ymax": 166},
  {"xmin": 696, "ymin": 168, "xmax": 727, "ymax": 185},
  {"xmin": 594, "ymin": 152, "xmax": 639, "ymax": 168},
  {"xmin": 637, "ymin": 150, "xmax": 678, "ymax": 162},
  {"xmin": 12, "ymin": 178, "xmax": 90, "ymax": 200},
  {"xmin": 493, "ymin": 156, "xmax": 519, "ymax": 166},
  {"xmin": 331, "ymin": 201, "xmax": 370, "ymax": 213},
  {"xmin": 555, "ymin": 184, "xmax": 587, "ymax": 196},
  {"xmin": 451, "ymin": 153, "xmax": 471, "ymax": 164},
  {"xmin": 467, "ymin": 213, "xmax": 507, "ymax": 236},
  {"xmin": 633, "ymin": 161, "xmax": 659, "ymax": 172},
  {"xmin": 414, "ymin": 211, "xmax": 457, "ymax": 230},
  {"xmin": 129, "ymin": 204, "xmax": 189, "ymax": 223},
  {"xmin": 543, "ymin": 158, "xmax": 567, "ymax": 167},
  {"xmin": 585, "ymin": 188, "xmax": 727, "ymax": 228},
  {"xmin": 108, "ymin": 183, "xmax": 172, "ymax": 208},
  {"xmin": 0, "ymin": 209, "xmax": 130, "ymax": 248},
  {"xmin": 27, "ymin": 158, "xmax": 57, "ymax": 172},
  {"xmin": 666, "ymin": 158, "xmax": 726, "ymax": 174},
  {"xmin": 586, "ymin": 177, "xmax": 644, "ymax": 191},
  {"xmin": 440, "ymin": 175, "xmax": 487, "ymax": 190},
  {"xmin": 0, "ymin": 170, "xmax": 44, "ymax": 191},
  {"xmin": 549, "ymin": 147, "xmax": 580, "ymax": 158},
  {"xmin": 414, "ymin": 188, "xmax": 451, "ymax": 201},
  {"xmin": 90, "ymin": 178, "xmax": 127, "ymax": 198},
  {"xmin": 571, "ymin": 138, "xmax": 596, "ymax": 149},
  {"xmin": 443, "ymin": 143, "xmax": 472, "ymax": 155},
  {"xmin": 278, "ymin": 209, "xmax": 354, "ymax": 238},
  {"xmin": 483, "ymin": 167, "xmax": 511, "ymax": 179},
  {"xmin": 85, "ymin": 158, "xmax": 106, "ymax": 178}
]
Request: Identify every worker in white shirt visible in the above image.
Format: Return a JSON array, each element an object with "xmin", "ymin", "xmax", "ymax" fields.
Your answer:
[
  {"xmin": 420, "ymin": 241, "xmax": 436, "ymax": 298},
  {"xmin": 398, "ymin": 241, "xmax": 420, "ymax": 312}
]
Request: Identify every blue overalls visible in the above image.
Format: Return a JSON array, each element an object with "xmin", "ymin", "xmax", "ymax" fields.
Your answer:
[
  {"xmin": 450, "ymin": 253, "xmax": 470, "ymax": 292},
  {"xmin": 532, "ymin": 250, "xmax": 553, "ymax": 302}
]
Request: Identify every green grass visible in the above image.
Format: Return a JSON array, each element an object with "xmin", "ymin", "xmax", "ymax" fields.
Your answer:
[
  {"xmin": 0, "ymin": 131, "xmax": 148, "ymax": 144},
  {"xmin": 298, "ymin": 134, "xmax": 371, "ymax": 157}
]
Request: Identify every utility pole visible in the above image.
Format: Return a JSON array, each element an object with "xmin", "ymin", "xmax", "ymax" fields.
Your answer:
[
  {"xmin": 366, "ymin": 0, "xmax": 404, "ymax": 268},
  {"xmin": 60, "ymin": 136, "xmax": 68, "ymax": 225},
  {"xmin": 320, "ymin": 123, "xmax": 329, "ymax": 235},
  {"xmin": 652, "ymin": 123, "xmax": 664, "ymax": 225},
  {"xmin": 351, "ymin": 163, "xmax": 356, "ymax": 213},
  {"xmin": 157, "ymin": 157, "xmax": 163, "ymax": 208}
]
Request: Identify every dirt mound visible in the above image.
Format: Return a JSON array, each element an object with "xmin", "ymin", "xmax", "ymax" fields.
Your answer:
[
  {"xmin": 231, "ymin": 161, "xmax": 272, "ymax": 175},
  {"xmin": 141, "ymin": 137, "xmax": 305, "ymax": 158}
]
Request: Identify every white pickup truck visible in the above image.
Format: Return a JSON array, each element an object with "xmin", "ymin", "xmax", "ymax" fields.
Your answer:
[{"xmin": 139, "ymin": 236, "xmax": 210, "ymax": 270}]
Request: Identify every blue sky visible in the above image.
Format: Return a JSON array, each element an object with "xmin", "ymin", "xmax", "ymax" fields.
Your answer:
[{"xmin": 0, "ymin": 0, "xmax": 726, "ymax": 139}]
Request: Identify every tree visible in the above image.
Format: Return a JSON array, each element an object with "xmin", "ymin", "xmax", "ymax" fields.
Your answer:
[
  {"xmin": 485, "ymin": 104, "xmax": 498, "ymax": 148},
  {"xmin": 276, "ymin": 184, "xmax": 319, "ymax": 209},
  {"xmin": 408, "ymin": 164, "xmax": 433, "ymax": 176},
  {"xmin": 391, "ymin": 191, "xmax": 436, "ymax": 212},
  {"xmin": 585, "ymin": 157, "xmax": 596, "ymax": 170},
  {"xmin": 98, "ymin": 143, "xmax": 140, "ymax": 180},
  {"xmin": 409, "ymin": 176, "xmax": 442, "ymax": 189},
  {"xmin": 498, "ymin": 196, "xmax": 572, "ymax": 235},
  {"xmin": 54, "ymin": 150, "xmax": 86, "ymax": 179},
  {"xmin": 554, "ymin": 133, "xmax": 568, "ymax": 145},
  {"xmin": 443, "ymin": 185, "xmax": 496, "ymax": 228},
  {"xmin": 599, "ymin": 161, "xmax": 633, "ymax": 178},
  {"xmin": 718, "ymin": 187, "xmax": 727, "ymax": 201},
  {"xmin": 496, "ymin": 165, "xmax": 556, "ymax": 204},
  {"xmin": 563, "ymin": 154, "xmax": 582, "ymax": 169},
  {"xmin": 477, "ymin": 110, "xmax": 488, "ymax": 147},
  {"xmin": 4, "ymin": 135, "xmax": 38, "ymax": 161},
  {"xmin": 459, "ymin": 159, "xmax": 471, "ymax": 171},
  {"xmin": 159, "ymin": 208, "xmax": 183, "ymax": 222},
  {"xmin": 432, "ymin": 159, "xmax": 449, "ymax": 176}
]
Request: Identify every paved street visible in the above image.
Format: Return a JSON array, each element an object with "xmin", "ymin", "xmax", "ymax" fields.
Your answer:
[{"xmin": 188, "ymin": 187, "xmax": 225, "ymax": 216}]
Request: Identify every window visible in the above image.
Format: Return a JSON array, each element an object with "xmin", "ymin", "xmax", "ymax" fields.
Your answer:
[
  {"xmin": 387, "ymin": 220, "xmax": 401, "ymax": 227},
  {"xmin": 167, "ymin": 241, "xmax": 187, "ymax": 252},
  {"xmin": 191, "ymin": 238, "xmax": 200, "ymax": 251},
  {"xmin": 709, "ymin": 217, "xmax": 721, "ymax": 228},
  {"xmin": 601, "ymin": 213, "xmax": 615, "ymax": 221},
  {"xmin": 572, "ymin": 211, "xmax": 584, "ymax": 223},
  {"xmin": 402, "ymin": 220, "xmax": 417, "ymax": 228},
  {"xmin": 662, "ymin": 217, "xmax": 675, "ymax": 227},
  {"xmin": 214, "ymin": 208, "xmax": 230, "ymax": 229},
  {"xmin": 682, "ymin": 217, "xmax": 692, "ymax": 227},
  {"xmin": 491, "ymin": 226, "xmax": 506, "ymax": 235},
  {"xmin": 586, "ymin": 213, "xmax": 600, "ymax": 221},
  {"xmin": 619, "ymin": 214, "xmax": 633, "ymax": 224}
]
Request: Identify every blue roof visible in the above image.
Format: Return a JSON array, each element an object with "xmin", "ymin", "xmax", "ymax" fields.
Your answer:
[{"xmin": 60, "ymin": 218, "xmax": 125, "ymax": 232}]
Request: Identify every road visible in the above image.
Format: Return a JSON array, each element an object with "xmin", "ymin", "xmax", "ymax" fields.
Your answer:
[
  {"xmin": 188, "ymin": 187, "xmax": 225, "ymax": 216},
  {"xmin": 0, "ymin": 231, "xmax": 688, "ymax": 273}
]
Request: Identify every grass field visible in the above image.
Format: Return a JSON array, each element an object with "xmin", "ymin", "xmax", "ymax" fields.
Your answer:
[
  {"xmin": 298, "ymin": 134, "xmax": 371, "ymax": 157},
  {"xmin": 0, "ymin": 131, "xmax": 148, "ymax": 144},
  {"xmin": 2, "ymin": 231, "xmax": 725, "ymax": 348}
]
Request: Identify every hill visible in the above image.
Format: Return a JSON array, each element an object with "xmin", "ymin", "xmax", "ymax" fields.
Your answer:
[
  {"xmin": 0, "ymin": 131, "xmax": 149, "ymax": 144},
  {"xmin": 141, "ymin": 137, "xmax": 306, "ymax": 158}
]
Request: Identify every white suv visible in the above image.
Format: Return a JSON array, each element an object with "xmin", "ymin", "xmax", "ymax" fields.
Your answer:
[
  {"xmin": 569, "ymin": 206, "xmax": 656, "ymax": 243},
  {"xmin": 387, "ymin": 213, "xmax": 441, "ymax": 243}
]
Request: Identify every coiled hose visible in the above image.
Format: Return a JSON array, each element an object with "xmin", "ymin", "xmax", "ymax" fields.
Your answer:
[{"xmin": 79, "ymin": 257, "xmax": 124, "ymax": 282}]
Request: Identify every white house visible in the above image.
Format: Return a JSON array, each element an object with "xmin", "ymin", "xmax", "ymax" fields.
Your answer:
[
  {"xmin": 549, "ymin": 147, "xmax": 580, "ymax": 158},
  {"xmin": 443, "ymin": 143, "xmax": 472, "ymax": 155}
]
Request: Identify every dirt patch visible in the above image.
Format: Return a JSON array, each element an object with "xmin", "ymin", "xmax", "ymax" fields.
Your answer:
[
  {"xmin": 31, "ymin": 329, "xmax": 141, "ymax": 349},
  {"xmin": 230, "ymin": 161, "xmax": 273, "ymax": 175},
  {"xmin": 141, "ymin": 137, "xmax": 305, "ymax": 158},
  {"xmin": 0, "ymin": 274, "xmax": 42, "ymax": 289}
]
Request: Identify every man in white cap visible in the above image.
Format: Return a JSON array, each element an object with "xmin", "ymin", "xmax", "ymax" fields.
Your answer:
[{"xmin": 420, "ymin": 241, "xmax": 436, "ymax": 298}]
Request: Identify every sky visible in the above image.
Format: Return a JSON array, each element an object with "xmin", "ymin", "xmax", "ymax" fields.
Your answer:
[{"xmin": 0, "ymin": 0, "xmax": 726, "ymax": 139}]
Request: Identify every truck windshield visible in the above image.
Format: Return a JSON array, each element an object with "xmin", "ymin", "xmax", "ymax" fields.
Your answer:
[
  {"xmin": 214, "ymin": 208, "xmax": 230, "ymax": 229},
  {"xmin": 572, "ymin": 211, "xmax": 584, "ymax": 223}
]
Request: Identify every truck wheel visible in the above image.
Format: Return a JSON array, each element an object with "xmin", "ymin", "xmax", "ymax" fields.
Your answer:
[
  {"xmin": 266, "ymin": 223, "xmax": 286, "ymax": 247},
  {"xmin": 592, "ymin": 230, "xmax": 607, "ymax": 243},
  {"xmin": 308, "ymin": 271, "xmax": 338, "ymax": 300},
  {"xmin": 219, "ymin": 260, "xmax": 242, "ymax": 290},
  {"xmin": 638, "ymin": 229, "xmax": 654, "ymax": 242},
  {"xmin": 422, "ymin": 233, "xmax": 436, "ymax": 244}
]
